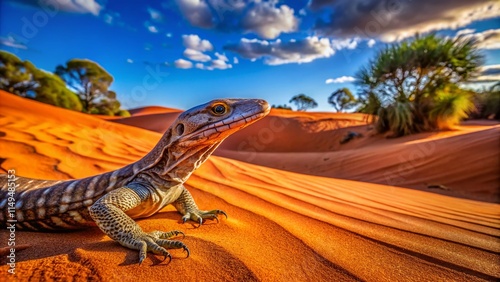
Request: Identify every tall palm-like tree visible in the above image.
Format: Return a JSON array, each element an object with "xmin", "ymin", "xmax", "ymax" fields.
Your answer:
[{"xmin": 356, "ymin": 34, "xmax": 482, "ymax": 136}]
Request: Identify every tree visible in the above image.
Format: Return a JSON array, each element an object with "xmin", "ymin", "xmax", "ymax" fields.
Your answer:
[
  {"xmin": 0, "ymin": 51, "xmax": 37, "ymax": 96},
  {"xmin": 328, "ymin": 88, "xmax": 356, "ymax": 112},
  {"xmin": 0, "ymin": 51, "xmax": 82, "ymax": 111},
  {"xmin": 356, "ymin": 34, "xmax": 482, "ymax": 136},
  {"xmin": 271, "ymin": 104, "xmax": 292, "ymax": 110},
  {"xmin": 470, "ymin": 82, "xmax": 500, "ymax": 120},
  {"xmin": 31, "ymin": 69, "xmax": 83, "ymax": 111},
  {"xmin": 289, "ymin": 94, "xmax": 318, "ymax": 111},
  {"xmin": 55, "ymin": 59, "xmax": 115, "ymax": 113}
]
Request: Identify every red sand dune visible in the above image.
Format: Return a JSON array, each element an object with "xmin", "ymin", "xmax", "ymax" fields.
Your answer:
[
  {"xmin": 110, "ymin": 112, "xmax": 181, "ymax": 133},
  {"xmin": 128, "ymin": 106, "xmax": 181, "ymax": 116},
  {"xmin": 217, "ymin": 121, "xmax": 500, "ymax": 203},
  {"xmin": 0, "ymin": 91, "xmax": 499, "ymax": 281}
]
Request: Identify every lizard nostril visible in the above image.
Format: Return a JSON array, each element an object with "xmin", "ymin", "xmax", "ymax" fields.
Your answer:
[{"xmin": 176, "ymin": 123, "xmax": 185, "ymax": 135}]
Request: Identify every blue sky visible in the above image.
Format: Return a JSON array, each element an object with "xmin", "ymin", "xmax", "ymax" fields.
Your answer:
[{"xmin": 1, "ymin": 0, "xmax": 499, "ymax": 111}]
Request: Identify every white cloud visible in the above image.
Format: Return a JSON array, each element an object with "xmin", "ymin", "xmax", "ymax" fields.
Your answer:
[
  {"xmin": 325, "ymin": 76, "xmax": 356, "ymax": 84},
  {"xmin": 183, "ymin": 48, "xmax": 212, "ymax": 62},
  {"xmin": 174, "ymin": 59, "xmax": 193, "ymax": 69},
  {"xmin": 331, "ymin": 38, "xmax": 360, "ymax": 50},
  {"xmin": 58, "ymin": 0, "xmax": 102, "ymax": 15},
  {"xmin": 182, "ymin": 34, "xmax": 213, "ymax": 51},
  {"xmin": 194, "ymin": 60, "xmax": 232, "ymax": 70},
  {"xmin": 311, "ymin": 0, "xmax": 500, "ymax": 42},
  {"xmin": 175, "ymin": 0, "xmax": 298, "ymax": 39},
  {"xmin": 126, "ymin": 59, "xmax": 134, "ymax": 63},
  {"xmin": 214, "ymin": 52, "xmax": 228, "ymax": 62},
  {"xmin": 233, "ymin": 57, "xmax": 239, "ymax": 64},
  {"xmin": 147, "ymin": 7, "xmax": 163, "ymax": 22},
  {"xmin": 367, "ymin": 39, "xmax": 376, "ymax": 48},
  {"xmin": 175, "ymin": 0, "xmax": 213, "ymax": 28},
  {"xmin": 241, "ymin": 2, "xmax": 299, "ymax": 39},
  {"xmin": 457, "ymin": 29, "xmax": 500, "ymax": 50},
  {"xmin": 456, "ymin": 29, "xmax": 476, "ymax": 37},
  {"xmin": 209, "ymin": 59, "xmax": 232, "ymax": 70},
  {"xmin": 225, "ymin": 37, "xmax": 335, "ymax": 65},
  {"xmin": 0, "ymin": 36, "xmax": 27, "ymax": 49},
  {"xmin": 473, "ymin": 64, "xmax": 500, "ymax": 82},
  {"xmin": 144, "ymin": 21, "xmax": 159, "ymax": 33},
  {"xmin": 14, "ymin": 0, "xmax": 103, "ymax": 15}
]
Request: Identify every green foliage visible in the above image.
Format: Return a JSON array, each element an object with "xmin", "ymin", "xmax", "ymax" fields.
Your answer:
[
  {"xmin": 357, "ymin": 91, "xmax": 382, "ymax": 115},
  {"xmin": 430, "ymin": 86, "xmax": 475, "ymax": 129},
  {"xmin": 116, "ymin": 109, "xmax": 131, "ymax": 117},
  {"xmin": 0, "ymin": 51, "xmax": 128, "ymax": 116},
  {"xmin": 0, "ymin": 51, "xmax": 82, "ymax": 111},
  {"xmin": 0, "ymin": 51, "xmax": 37, "ymax": 96},
  {"xmin": 328, "ymin": 88, "xmax": 356, "ymax": 112},
  {"xmin": 289, "ymin": 94, "xmax": 318, "ymax": 111},
  {"xmin": 471, "ymin": 83, "xmax": 500, "ymax": 120},
  {"xmin": 31, "ymin": 69, "xmax": 83, "ymax": 111},
  {"xmin": 386, "ymin": 100, "xmax": 414, "ymax": 136},
  {"xmin": 271, "ymin": 104, "xmax": 292, "ymax": 110},
  {"xmin": 355, "ymin": 34, "xmax": 483, "ymax": 136},
  {"xmin": 55, "ymin": 59, "xmax": 115, "ymax": 113}
]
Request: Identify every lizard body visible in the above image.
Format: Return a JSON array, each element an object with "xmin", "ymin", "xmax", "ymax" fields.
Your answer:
[{"xmin": 0, "ymin": 98, "xmax": 270, "ymax": 263}]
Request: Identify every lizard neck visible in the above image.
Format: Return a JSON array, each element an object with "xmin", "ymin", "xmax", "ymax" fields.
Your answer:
[{"xmin": 135, "ymin": 129, "xmax": 222, "ymax": 186}]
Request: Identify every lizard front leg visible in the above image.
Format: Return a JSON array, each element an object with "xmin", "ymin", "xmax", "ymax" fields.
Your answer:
[
  {"xmin": 172, "ymin": 185, "xmax": 227, "ymax": 227},
  {"xmin": 88, "ymin": 183, "xmax": 188, "ymax": 265}
]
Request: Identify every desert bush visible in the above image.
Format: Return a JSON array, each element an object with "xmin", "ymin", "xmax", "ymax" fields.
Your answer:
[{"xmin": 356, "ymin": 34, "xmax": 483, "ymax": 137}]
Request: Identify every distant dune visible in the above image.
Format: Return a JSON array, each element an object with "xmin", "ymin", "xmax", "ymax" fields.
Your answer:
[
  {"xmin": 129, "ymin": 106, "xmax": 182, "ymax": 116},
  {"xmin": 109, "ymin": 102, "xmax": 499, "ymax": 202},
  {"xmin": 110, "ymin": 112, "xmax": 181, "ymax": 133},
  {"xmin": 0, "ymin": 91, "xmax": 499, "ymax": 281}
]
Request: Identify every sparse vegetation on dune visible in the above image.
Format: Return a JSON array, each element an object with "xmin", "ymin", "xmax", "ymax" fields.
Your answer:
[
  {"xmin": 328, "ymin": 88, "xmax": 357, "ymax": 113},
  {"xmin": 0, "ymin": 51, "xmax": 129, "ymax": 117},
  {"xmin": 470, "ymin": 82, "xmax": 500, "ymax": 120},
  {"xmin": 289, "ymin": 93, "xmax": 318, "ymax": 111},
  {"xmin": 356, "ymin": 34, "xmax": 484, "ymax": 137}
]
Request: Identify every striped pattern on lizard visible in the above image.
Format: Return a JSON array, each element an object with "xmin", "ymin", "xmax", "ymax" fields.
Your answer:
[{"xmin": 0, "ymin": 98, "xmax": 270, "ymax": 264}]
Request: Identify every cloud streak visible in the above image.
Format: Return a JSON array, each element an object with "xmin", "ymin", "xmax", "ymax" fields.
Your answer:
[
  {"xmin": 0, "ymin": 36, "xmax": 27, "ymax": 49},
  {"xmin": 325, "ymin": 76, "xmax": 356, "ymax": 84},
  {"xmin": 175, "ymin": 0, "xmax": 299, "ymax": 39},
  {"xmin": 224, "ymin": 37, "xmax": 335, "ymax": 65},
  {"xmin": 310, "ymin": 0, "xmax": 499, "ymax": 42},
  {"xmin": 472, "ymin": 64, "xmax": 500, "ymax": 83},
  {"xmin": 11, "ymin": 0, "xmax": 103, "ymax": 15},
  {"xmin": 456, "ymin": 29, "xmax": 500, "ymax": 50}
]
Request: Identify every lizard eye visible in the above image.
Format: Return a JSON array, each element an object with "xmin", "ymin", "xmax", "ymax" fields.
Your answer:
[
  {"xmin": 211, "ymin": 103, "xmax": 227, "ymax": 115},
  {"xmin": 176, "ymin": 123, "xmax": 184, "ymax": 135}
]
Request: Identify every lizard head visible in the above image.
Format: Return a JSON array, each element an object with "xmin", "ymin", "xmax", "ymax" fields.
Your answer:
[{"xmin": 171, "ymin": 99, "xmax": 270, "ymax": 147}]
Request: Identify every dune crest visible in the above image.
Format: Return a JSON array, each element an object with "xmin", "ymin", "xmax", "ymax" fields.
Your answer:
[{"xmin": 0, "ymin": 91, "xmax": 499, "ymax": 281}]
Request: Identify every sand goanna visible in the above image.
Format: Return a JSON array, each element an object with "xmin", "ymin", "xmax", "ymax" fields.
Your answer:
[{"xmin": 0, "ymin": 98, "xmax": 270, "ymax": 264}]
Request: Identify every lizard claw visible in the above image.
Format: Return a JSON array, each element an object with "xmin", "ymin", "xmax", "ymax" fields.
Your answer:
[
  {"xmin": 220, "ymin": 210, "xmax": 228, "ymax": 219},
  {"xmin": 163, "ymin": 253, "xmax": 172, "ymax": 264},
  {"xmin": 183, "ymin": 246, "xmax": 190, "ymax": 258},
  {"xmin": 181, "ymin": 209, "xmax": 228, "ymax": 227}
]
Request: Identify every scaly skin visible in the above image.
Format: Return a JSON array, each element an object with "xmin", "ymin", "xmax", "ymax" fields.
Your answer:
[{"xmin": 0, "ymin": 98, "xmax": 270, "ymax": 264}]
